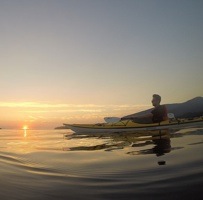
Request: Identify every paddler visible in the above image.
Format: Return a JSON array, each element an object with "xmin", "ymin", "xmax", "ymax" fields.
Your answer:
[{"xmin": 121, "ymin": 94, "xmax": 168, "ymax": 124}]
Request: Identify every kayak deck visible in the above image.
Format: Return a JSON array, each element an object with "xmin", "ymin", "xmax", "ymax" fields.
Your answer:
[{"xmin": 64, "ymin": 117, "xmax": 203, "ymax": 133}]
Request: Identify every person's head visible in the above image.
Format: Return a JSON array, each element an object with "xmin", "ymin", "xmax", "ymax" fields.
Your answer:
[{"xmin": 152, "ymin": 94, "xmax": 161, "ymax": 107}]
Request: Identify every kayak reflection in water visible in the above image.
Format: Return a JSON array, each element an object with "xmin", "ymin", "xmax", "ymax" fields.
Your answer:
[
  {"xmin": 153, "ymin": 136, "xmax": 171, "ymax": 156},
  {"xmin": 121, "ymin": 94, "xmax": 168, "ymax": 124},
  {"xmin": 65, "ymin": 129, "xmax": 171, "ymax": 154},
  {"xmin": 127, "ymin": 130, "xmax": 171, "ymax": 156}
]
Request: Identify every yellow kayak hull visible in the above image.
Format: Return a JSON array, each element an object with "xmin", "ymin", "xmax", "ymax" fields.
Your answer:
[{"xmin": 64, "ymin": 117, "xmax": 203, "ymax": 133}]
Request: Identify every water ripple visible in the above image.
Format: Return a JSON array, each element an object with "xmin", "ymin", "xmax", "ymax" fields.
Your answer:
[{"xmin": 0, "ymin": 128, "xmax": 203, "ymax": 199}]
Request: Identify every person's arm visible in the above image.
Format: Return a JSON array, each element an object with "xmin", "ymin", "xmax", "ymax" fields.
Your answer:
[
  {"xmin": 121, "ymin": 113, "xmax": 152, "ymax": 121},
  {"xmin": 120, "ymin": 116, "xmax": 133, "ymax": 120},
  {"xmin": 136, "ymin": 113, "xmax": 153, "ymax": 119}
]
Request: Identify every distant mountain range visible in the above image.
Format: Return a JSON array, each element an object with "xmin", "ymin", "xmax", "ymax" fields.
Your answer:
[{"xmin": 125, "ymin": 97, "xmax": 203, "ymax": 118}]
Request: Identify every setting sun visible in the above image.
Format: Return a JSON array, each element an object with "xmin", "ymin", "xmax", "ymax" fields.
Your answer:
[{"xmin": 23, "ymin": 125, "xmax": 28, "ymax": 130}]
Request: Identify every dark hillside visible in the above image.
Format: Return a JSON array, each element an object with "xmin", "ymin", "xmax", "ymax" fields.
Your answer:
[{"xmin": 124, "ymin": 97, "xmax": 203, "ymax": 118}]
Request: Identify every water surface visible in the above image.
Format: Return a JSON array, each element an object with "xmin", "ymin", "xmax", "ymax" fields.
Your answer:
[{"xmin": 0, "ymin": 126, "xmax": 203, "ymax": 199}]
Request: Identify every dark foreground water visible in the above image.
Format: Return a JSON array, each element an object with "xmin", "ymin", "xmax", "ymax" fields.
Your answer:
[{"xmin": 0, "ymin": 125, "xmax": 203, "ymax": 200}]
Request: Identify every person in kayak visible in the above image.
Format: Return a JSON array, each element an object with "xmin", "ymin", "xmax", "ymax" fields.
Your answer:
[{"xmin": 121, "ymin": 94, "xmax": 168, "ymax": 124}]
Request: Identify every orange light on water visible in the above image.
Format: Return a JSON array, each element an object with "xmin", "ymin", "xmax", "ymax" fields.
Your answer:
[{"xmin": 23, "ymin": 125, "xmax": 28, "ymax": 138}]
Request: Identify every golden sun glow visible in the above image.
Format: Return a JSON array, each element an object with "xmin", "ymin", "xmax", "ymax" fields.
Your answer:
[{"xmin": 23, "ymin": 125, "xmax": 28, "ymax": 130}]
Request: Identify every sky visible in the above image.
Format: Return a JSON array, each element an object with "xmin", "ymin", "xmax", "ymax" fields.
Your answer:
[{"xmin": 0, "ymin": 0, "xmax": 203, "ymax": 129}]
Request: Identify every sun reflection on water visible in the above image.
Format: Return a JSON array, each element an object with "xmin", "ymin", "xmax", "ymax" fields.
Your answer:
[{"xmin": 23, "ymin": 125, "xmax": 28, "ymax": 137}]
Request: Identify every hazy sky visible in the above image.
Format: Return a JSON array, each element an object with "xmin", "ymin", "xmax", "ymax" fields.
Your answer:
[{"xmin": 0, "ymin": 0, "xmax": 203, "ymax": 129}]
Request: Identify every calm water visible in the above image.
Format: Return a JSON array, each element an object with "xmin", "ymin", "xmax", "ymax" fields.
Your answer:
[{"xmin": 0, "ymin": 125, "xmax": 203, "ymax": 200}]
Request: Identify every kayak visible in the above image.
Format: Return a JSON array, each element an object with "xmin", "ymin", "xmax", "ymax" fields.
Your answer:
[{"xmin": 64, "ymin": 117, "xmax": 203, "ymax": 133}]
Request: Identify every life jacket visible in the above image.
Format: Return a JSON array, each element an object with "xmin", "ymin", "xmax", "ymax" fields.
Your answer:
[{"xmin": 152, "ymin": 105, "xmax": 168, "ymax": 123}]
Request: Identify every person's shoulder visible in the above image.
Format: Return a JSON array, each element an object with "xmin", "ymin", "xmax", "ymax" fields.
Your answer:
[
  {"xmin": 154, "ymin": 105, "xmax": 164, "ymax": 112},
  {"xmin": 162, "ymin": 105, "xmax": 168, "ymax": 112},
  {"xmin": 160, "ymin": 105, "xmax": 167, "ymax": 110}
]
